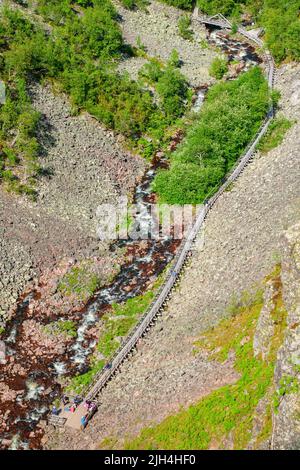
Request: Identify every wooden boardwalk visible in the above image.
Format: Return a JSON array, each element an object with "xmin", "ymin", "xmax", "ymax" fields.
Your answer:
[{"xmin": 58, "ymin": 11, "xmax": 275, "ymax": 431}]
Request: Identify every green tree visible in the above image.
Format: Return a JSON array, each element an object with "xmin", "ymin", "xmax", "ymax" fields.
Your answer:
[{"xmin": 209, "ymin": 57, "xmax": 228, "ymax": 79}]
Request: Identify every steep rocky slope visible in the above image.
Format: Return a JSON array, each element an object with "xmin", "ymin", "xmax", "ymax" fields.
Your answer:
[
  {"xmin": 0, "ymin": 0, "xmax": 216, "ymax": 325},
  {"xmin": 115, "ymin": 0, "xmax": 216, "ymax": 86},
  {"xmin": 45, "ymin": 62, "xmax": 300, "ymax": 450},
  {"xmin": 0, "ymin": 82, "xmax": 145, "ymax": 322}
]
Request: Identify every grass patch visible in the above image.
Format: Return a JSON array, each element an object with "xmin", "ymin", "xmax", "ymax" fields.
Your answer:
[
  {"xmin": 97, "ymin": 275, "xmax": 164, "ymax": 359},
  {"xmin": 67, "ymin": 273, "xmax": 165, "ymax": 394},
  {"xmin": 209, "ymin": 57, "xmax": 228, "ymax": 80},
  {"xmin": 152, "ymin": 67, "xmax": 271, "ymax": 205},
  {"xmin": 258, "ymin": 116, "xmax": 293, "ymax": 153},
  {"xmin": 253, "ymin": 402, "xmax": 272, "ymax": 449},
  {"xmin": 67, "ymin": 359, "xmax": 106, "ymax": 395},
  {"xmin": 44, "ymin": 320, "xmax": 77, "ymax": 339},
  {"xmin": 121, "ymin": 269, "xmax": 287, "ymax": 450},
  {"xmin": 273, "ymin": 375, "xmax": 299, "ymax": 413}
]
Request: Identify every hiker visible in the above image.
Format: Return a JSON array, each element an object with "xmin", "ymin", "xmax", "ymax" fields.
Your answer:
[
  {"xmin": 70, "ymin": 404, "xmax": 76, "ymax": 413},
  {"xmin": 52, "ymin": 405, "xmax": 59, "ymax": 416},
  {"xmin": 80, "ymin": 414, "xmax": 88, "ymax": 430},
  {"xmin": 62, "ymin": 395, "xmax": 69, "ymax": 406},
  {"xmin": 89, "ymin": 402, "xmax": 96, "ymax": 412},
  {"xmin": 74, "ymin": 395, "xmax": 81, "ymax": 406}
]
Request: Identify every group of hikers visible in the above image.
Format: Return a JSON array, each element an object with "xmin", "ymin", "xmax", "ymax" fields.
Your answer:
[
  {"xmin": 51, "ymin": 395, "xmax": 98, "ymax": 430},
  {"xmin": 80, "ymin": 400, "xmax": 97, "ymax": 430}
]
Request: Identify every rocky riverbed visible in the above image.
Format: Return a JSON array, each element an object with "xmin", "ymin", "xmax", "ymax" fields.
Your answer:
[{"xmin": 0, "ymin": 79, "xmax": 147, "ymax": 447}]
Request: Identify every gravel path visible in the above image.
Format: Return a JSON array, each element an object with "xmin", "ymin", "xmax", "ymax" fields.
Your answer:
[{"xmin": 45, "ymin": 63, "xmax": 300, "ymax": 449}]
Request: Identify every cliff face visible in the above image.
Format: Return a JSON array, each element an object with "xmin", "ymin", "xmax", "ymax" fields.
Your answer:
[{"xmin": 272, "ymin": 224, "xmax": 300, "ymax": 449}]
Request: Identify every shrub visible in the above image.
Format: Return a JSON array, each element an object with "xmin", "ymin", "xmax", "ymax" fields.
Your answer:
[
  {"xmin": 168, "ymin": 49, "xmax": 181, "ymax": 68},
  {"xmin": 156, "ymin": 66, "xmax": 188, "ymax": 119},
  {"xmin": 209, "ymin": 57, "xmax": 228, "ymax": 79},
  {"xmin": 258, "ymin": 116, "xmax": 293, "ymax": 153},
  {"xmin": 178, "ymin": 14, "xmax": 194, "ymax": 41},
  {"xmin": 153, "ymin": 67, "xmax": 270, "ymax": 205}
]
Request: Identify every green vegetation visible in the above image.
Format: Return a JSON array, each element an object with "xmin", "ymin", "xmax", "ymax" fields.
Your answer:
[
  {"xmin": 254, "ymin": 402, "xmax": 272, "ymax": 447},
  {"xmin": 97, "ymin": 291, "xmax": 156, "ymax": 358},
  {"xmin": 197, "ymin": 0, "xmax": 300, "ymax": 64},
  {"xmin": 96, "ymin": 275, "xmax": 166, "ymax": 359},
  {"xmin": 136, "ymin": 55, "xmax": 190, "ymax": 157},
  {"xmin": 161, "ymin": 0, "xmax": 194, "ymax": 9},
  {"xmin": 68, "ymin": 274, "xmax": 165, "ymax": 394},
  {"xmin": 231, "ymin": 22, "xmax": 238, "ymax": 34},
  {"xmin": 58, "ymin": 263, "xmax": 100, "ymax": 301},
  {"xmin": 122, "ymin": 268, "xmax": 287, "ymax": 450},
  {"xmin": 44, "ymin": 320, "xmax": 77, "ymax": 338},
  {"xmin": 209, "ymin": 56, "xmax": 228, "ymax": 79},
  {"xmin": 261, "ymin": 0, "xmax": 300, "ymax": 63},
  {"xmin": 273, "ymin": 375, "xmax": 299, "ymax": 412},
  {"xmin": 178, "ymin": 14, "xmax": 194, "ymax": 40},
  {"xmin": 0, "ymin": 77, "xmax": 41, "ymax": 198},
  {"xmin": 152, "ymin": 67, "xmax": 271, "ymax": 204},
  {"xmin": 199, "ymin": 38, "xmax": 209, "ymax": 49},
  {"xmin": 29, "ymin": 0, "xmax": 160, "ymax": 138},
  {"xmin": 68, "ymin": 359, "xmax": 106, "ymax": 395},
  {"xmin": 197, "ymin": 0, "xmax": 250, "ymax": 17},
  {"xmin": 258, "ymin": 116, "xmax": 293, "ymax": 153},
  {"xmin": 121, "ymin": 0, "xmax": 149, "ymax": 10},
  {"xmin": 168, "ymin": 49, "xmax": 181, "ymax": 68},
  {"xmin": 0, "ymin": 1, "xmax": 195, "ymax": 195},
  {"xmin": 139, "ymin": 58, "xmax": 189, "ymax": 119}
]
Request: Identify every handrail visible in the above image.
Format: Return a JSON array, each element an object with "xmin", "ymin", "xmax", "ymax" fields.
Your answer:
[{"xmin": 78, "ymin": 11, "xmax": 276, "ymax": 406}]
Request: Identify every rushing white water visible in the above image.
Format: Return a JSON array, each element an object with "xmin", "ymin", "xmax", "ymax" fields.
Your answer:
[
  {"xmin": 26, "ymin": 380, "xmax": 44, "ymax": 400},
  {"xmin": 27, "ymin": 406, "xmax": 48, "ymax": 422},
  {"xmin": 193, "ymin": 89, "xmax": 206, "ymax": 113},
  {"xmin": 6, "ymin": 325, "xmax": 17, "ymax": 344},
  {"xmin": 209, "ymin": 30, "xmax": 260, "ymax": 70},
  {"xmin": 71, "ymin": 309, "xmax": 98, "ymax": 364},
  {"xmin": 8, "ymin": 434, "xmax": 29, "ymax": 450}
]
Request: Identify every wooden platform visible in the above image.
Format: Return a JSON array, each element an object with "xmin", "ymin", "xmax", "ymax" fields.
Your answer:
[{"xmin": 63, "ymin": 403, "xmax": 86, "ymax": 430}]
